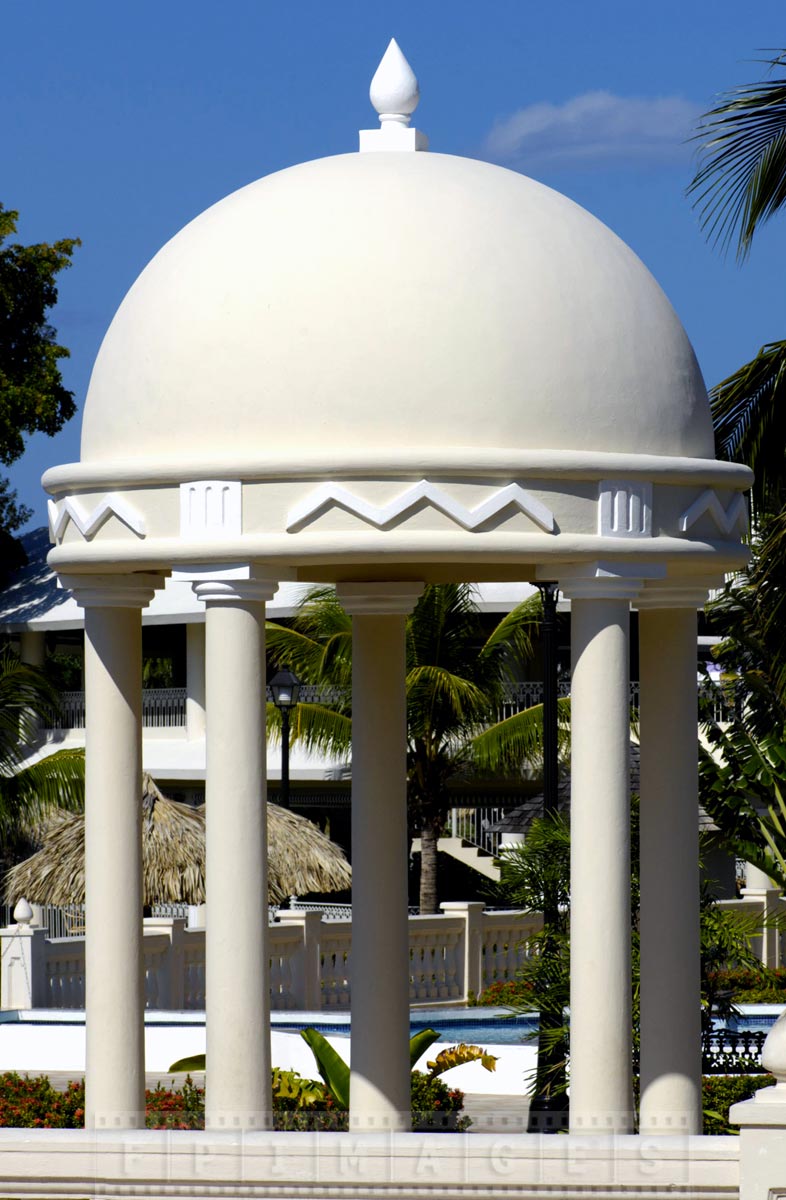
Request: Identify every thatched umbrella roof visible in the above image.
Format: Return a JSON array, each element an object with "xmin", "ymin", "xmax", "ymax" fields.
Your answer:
[{"xmin": 4, "ymin": 774, "xmax": 351, "ymax": 906}]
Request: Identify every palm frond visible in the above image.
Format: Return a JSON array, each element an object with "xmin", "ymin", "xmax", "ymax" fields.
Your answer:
[
  {"xmin": 0, "ymin": 648, "xmax": 63, "ymax": 769},
  {"xmin": 689, "ymin": 55, "xmax": 786, "ymax": 259},
  {"xmin": 406, "ymin": 664, "xmax": 493, "ymax": 729},
  {"xmin": 710, "ymin": 340, "xmax": 786, "ymax": 512},
  {"xmin": 469, "ymin": 699, "xmax": 570, "ymax": 775},
  {"xmin": 480, "ymin": 594, "xmax": 541, "ymax": 677},
  {"xmin": 0, "ymin": 748, "xmax": 84, "ymax": 841}
]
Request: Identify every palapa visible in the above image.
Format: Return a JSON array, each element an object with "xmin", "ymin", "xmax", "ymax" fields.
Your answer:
[{"xmin": 4, "ymin": 773, "xmax": 351, "ymax": 907}]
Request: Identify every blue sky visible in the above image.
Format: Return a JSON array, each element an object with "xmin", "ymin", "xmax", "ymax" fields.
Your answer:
[{"xmin": 4, "ymin": 0, "xmax": 786, "ymax": 525}]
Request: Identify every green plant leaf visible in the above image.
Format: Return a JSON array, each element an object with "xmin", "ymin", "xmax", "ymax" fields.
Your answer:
[
  {"xmin": 409, "ymin": 1028, "xmax": 441, "ymax": 1069},
  {"xmin": 300, "ymin": 1027, "xmax": 350, "ymax": 1110},
  {"xmin": 168, "ymin": 1054, "xmax": 205, "ymax": 1073}
]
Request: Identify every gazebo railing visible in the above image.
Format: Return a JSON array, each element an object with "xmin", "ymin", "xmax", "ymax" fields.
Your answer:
[{"xmin": 0, "ymin": 903, "xmax": 539, "ymax": 1012}]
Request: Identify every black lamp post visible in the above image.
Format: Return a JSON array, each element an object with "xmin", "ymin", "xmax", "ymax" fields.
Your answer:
[{"xmin": 269, "ymin": 669, "xmax": 301, "ymax": 810}]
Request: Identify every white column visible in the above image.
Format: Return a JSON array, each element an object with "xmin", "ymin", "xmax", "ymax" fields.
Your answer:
[
  {"xmin": 337, "ymin": 582, "xmax": 423, "ymax": 1132},
  {"xmin": 559, "ymin": 566, "xmax": 642, "ymax": 1134},
  {"xmin": 185, "ymin": 622, "xmax": 206, "ymax": 740},
  {"xmin": 194, "ymin": 574, "xmax": 277, "ymax": 1131},
  {"xmin": 59, "ymin": 573, "xmax": 161, "ymax": 1130},
  {"xmin": 638, "ymin": 590, "xmax": 707, "ymax": 1135}
]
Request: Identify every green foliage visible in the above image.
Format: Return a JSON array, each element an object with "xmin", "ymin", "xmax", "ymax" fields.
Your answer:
[
  {"xmin": 689, "ymin": 54, "xmax": 786, "ymax": 261},
  {"xmin": 708, "ymin": 966, "xmax": 786, "ymax": 1003},
  {"xmin": 688, "ymin": 55, "xmax": 786, "ymax": 513},
  {"xmin": 702, "ymin": 1074, "xmax": 775, "ymax": 1135},
  {"xmin": 700, "ymin": 722, "xmax": 786, "ymax": 890},
  {"xmin": 0, "ymin": 1073, "xmax": 85, "ymax": 1128},
  {"xmin": 0, "ymin": 648, "xmax": 84, "ymax": 851},
  {"xmin": 0, "ymin": 205, "xmax": 79, "ymax": 543},
  {"xmin": 268, "ymin": 583, "xmax": 546, "ymax": 912},
  {"xmin": 706, "ymin": 524, "xmax": 786, "ymax": 735},
  {"xmin": 168, "ymin": 1054, "xmax": 205, "ymax": 1073},
  {"xmin": 410, "ymin": 1072, "xmax": 471, "ymax": 1131},
  {"xmin": 300, "ymin": 1024, "xmax": 488, "ymax": 1128},
  {"xmin": 469, "ymin": 979, "xmax": 534, "ymax": 1008},
  {"xmin": 299, "ymin": 1027, "xmax": 351, "ymax": 1111}
]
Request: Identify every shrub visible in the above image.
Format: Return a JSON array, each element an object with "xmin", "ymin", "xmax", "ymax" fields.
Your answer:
[
  {"xmin": 0, "ymin": 1074, "xmax": 84, "ymax": 1128},
  {"xmin": 703, "ymin": 1073, "xmax": 775, "ymax": 1134},
  {"xmin": 471, "ymin": 979, "xmax": 534, "ymax": 1008},
  {"xmin": 0, "ymin": 1068, "xmax": 469, "ymax": 1132},
  {"xmin": 410, "ymin": 1072, "xmax": 470, "ymax": 1131},
  {"xmin": 706, "ymin": 967, "xmax": 786, "ymax": 1004}
]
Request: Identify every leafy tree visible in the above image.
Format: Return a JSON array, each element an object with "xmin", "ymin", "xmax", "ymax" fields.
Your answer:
[
  {"xmin": 0, "ymin": 205, "xmax": 79, "ymax": 560},
  {"xmin": 266, "ymin": 583, "xmax": 552, "ymax": 913},
  {"xmin": 689, "ymin": 52, "xmax": 786, "ymax": 515}
]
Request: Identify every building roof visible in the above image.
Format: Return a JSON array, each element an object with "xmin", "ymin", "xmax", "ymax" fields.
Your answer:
[{"xmin": 491, "ymin": 743, "xmax": 718, "ymax": 834}]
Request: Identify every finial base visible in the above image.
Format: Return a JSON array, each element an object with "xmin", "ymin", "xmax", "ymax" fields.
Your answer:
[{"xmin": 359, "ymin": 125, "xmax": 429, "ymax": 153}]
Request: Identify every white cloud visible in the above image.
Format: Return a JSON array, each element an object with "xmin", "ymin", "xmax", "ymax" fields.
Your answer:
[{"xmin": 483, "ymin": 91, "xmax": 702, "ymax": 171}]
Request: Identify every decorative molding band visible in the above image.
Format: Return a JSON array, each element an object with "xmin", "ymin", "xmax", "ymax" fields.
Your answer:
[
  {"xmin": 180, "ymin": 481, "xmax": 242, "ymax": 539},
  {"xmin": 679, "ymin": 490, "xmax": 748, "ymax": 537},
  {"xmin": 48, "ymin": 495, "xmax": 146, "ymax": 542},
  {"xmin": 598, "ymin": 480, "xmax": 652, "ymax": 538},
  {"xmin": 287, "ymin": 480, "xmax": 555, "ymax": 534}
]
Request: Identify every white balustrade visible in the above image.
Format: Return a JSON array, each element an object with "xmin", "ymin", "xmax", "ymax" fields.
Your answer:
[
  {"xmin": 409, "ymin": 914, "xmax": 463, "ymax": 1002},
  {"xmin": 45, "ymin": 941, "xmax": 86, "ymax": 1008},
  {"xmin": 1, "ymin": 906, "xmax": 540, "ymax": 1012},
  {"xmin": 319, "ymin": 921, "xmax": 353, "ymax": 1009},
  {"xmin": 481, "ymin": 911, "xmax": 542, "ymax": 991}
]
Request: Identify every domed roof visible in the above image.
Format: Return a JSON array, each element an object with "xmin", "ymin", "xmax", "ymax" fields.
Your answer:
[{"xmin": 81, "ymin": 149, "xmax": 714, "ymax": 467}]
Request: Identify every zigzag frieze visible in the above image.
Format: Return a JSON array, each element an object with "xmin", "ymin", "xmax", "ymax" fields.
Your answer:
[
  {"xmin": 286, "ymin": 480, "xmax": 555, "ymax": 534},
  {"xmin": 678, "ymin": 490, "xmax": 748, "ymax": 537},
  {"xmin": 48, "ymin": 494, "xmax": 146, "ymax": 542}
]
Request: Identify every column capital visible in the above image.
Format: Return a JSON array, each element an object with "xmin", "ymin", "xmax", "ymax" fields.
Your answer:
[
  {"xmin": 57, "ymin": 573, "xmax": 165, "ymax": 608},
  {"xmin": 336, "ymin": 581, "xmax": 425, "ymax": 615},
  {"xmin": 194, "ymin": 578, "xmax": 278, "ymax": 605},
  {"xmin": 635, "ymin": 577, "xmax": 724, "ymax": 610},
  {"xmin": 544, "ymin": 561, "xmax": 664, "ymax": 602}
]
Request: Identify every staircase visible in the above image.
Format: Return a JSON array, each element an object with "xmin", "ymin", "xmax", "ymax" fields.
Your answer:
[{"xmin": 410, "ymin": 835, "xmax": 501, "ymax": 881}]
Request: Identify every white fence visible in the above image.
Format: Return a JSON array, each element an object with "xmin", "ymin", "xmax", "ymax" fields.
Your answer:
[{"xmin": 0, "ymin": 902, "xmax": 539, "ymax": 1013}]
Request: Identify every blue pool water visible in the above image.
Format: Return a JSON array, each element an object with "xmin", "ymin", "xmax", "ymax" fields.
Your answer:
[{"xmin": 271, "ymin": 1006, "xmax": 538, "ymax": 1046}]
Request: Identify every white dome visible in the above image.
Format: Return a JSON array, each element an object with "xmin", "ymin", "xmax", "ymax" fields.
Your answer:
[{"xmin": 81, "ymin": 151, "xmax": 714, "ymax": 466}]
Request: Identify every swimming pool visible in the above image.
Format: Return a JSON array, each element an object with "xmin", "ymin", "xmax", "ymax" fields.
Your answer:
[{"xmin": 270, "ymin": 1006, "xmax": 539, "ymax": 1047}]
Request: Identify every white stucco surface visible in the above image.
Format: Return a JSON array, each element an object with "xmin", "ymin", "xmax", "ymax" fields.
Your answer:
[
  {"xmin": 80, "ymin": 152, "xmax": 714, "ymax": 468},
  {"xmin": 0, "ymin": 1012, "xmax": 535, "ymax": 1097}
]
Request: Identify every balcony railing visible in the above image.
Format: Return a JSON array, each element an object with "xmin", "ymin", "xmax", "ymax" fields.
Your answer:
[
  {"xmin": 53, "ymin": 688, "xmax": 187, "ymax": 730},
  {"xmin": 47, "ymin": 680, "xmax": 732, "ymax": 732}
]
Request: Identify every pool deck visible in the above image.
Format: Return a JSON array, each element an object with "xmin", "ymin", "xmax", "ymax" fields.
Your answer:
[{"xmin": 0, "ymin": 1008, "xmax": 538, "ymax": 1121}]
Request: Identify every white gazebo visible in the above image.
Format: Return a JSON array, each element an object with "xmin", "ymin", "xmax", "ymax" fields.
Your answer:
[{"xmin": 10, "ymin": 38, "xmax": 768, "ymax": 1200}]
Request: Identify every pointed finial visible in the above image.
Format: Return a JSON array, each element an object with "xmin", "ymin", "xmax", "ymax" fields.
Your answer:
[
  {"xmin": 370, "ymin": 38, "xmax": 420, "ymax": 126},
  {"xmin": 359, "ymin": 39, "xmax": 429, "ymax": 153}
]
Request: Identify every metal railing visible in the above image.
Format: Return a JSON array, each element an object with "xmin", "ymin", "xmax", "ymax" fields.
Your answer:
[
  {"xmin": 45, "ymin": 679, "xmax": 733, "ymax": 733},
  {"xmin": 52, "ymin": 688, "xmax": 187, "ymax": 731},
  {"xmin": 449, "ymin": 806, "xmax": 509, "ymax": 858}
]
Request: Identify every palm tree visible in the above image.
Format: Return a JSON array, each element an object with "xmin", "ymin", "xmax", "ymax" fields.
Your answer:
[
  {"xmin": 689, "ymin": 52, "xmax": 786, "ymax": 515},
  {"xmin": 266, "ymin": 583, "xmax": 552, "ymax": 913},
  {"xmin": 0, "ymin": 645, "xmax": 83, "ymax": 869}
]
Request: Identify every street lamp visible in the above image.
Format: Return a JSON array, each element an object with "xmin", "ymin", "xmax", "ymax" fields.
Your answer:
[{"xmin": 269, "ymin": 669, "xmax": 301, "ymax": 810}]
